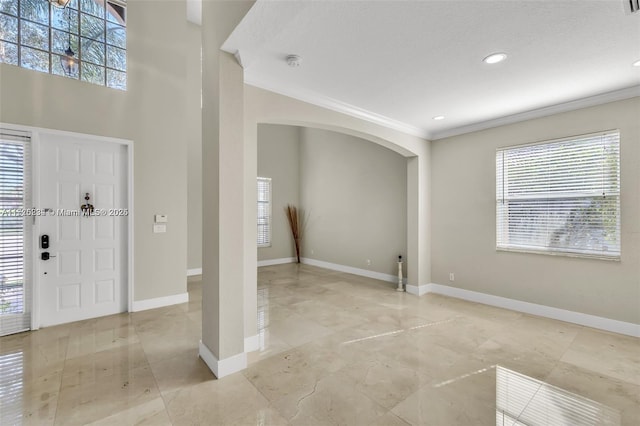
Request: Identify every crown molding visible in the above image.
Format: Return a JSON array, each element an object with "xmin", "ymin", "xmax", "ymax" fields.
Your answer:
[
  {"xmin": 244, "ymin": 76, "xmax": 431, "ymax": 140},
  {"xmin": 431, "ymin": 85, "xmax": 640, "ymax": 140},
  {"xmin": 245, "ymin": 77, "xmax": 639, "ymax": 143}
]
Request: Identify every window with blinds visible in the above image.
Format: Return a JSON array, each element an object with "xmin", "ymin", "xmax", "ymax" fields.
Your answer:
[
  {"xmin": 0, "ymin": 131, "xmax": 32, "ymax": 336},
  {"xmin": 257, "ymin": 177, "xmax": 271, "ymax": 247},
  {"xmin": 496, "ymin": 131, "xmax": 620, "ymax": 259}
]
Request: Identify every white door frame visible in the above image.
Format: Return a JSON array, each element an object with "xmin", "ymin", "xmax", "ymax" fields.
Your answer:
[{"xmin": 0, "ymin": 122, "xmax": 134, "ymax": 330}]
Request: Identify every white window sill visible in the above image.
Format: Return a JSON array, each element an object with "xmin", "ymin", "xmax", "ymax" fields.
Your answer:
[{"xmin": 496, "ymin": 247, "xmax": 621, "ymax": 262}]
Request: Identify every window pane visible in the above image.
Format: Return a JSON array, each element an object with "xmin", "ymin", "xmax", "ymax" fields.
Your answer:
[
  {"xmin": 51, "ymin": 54, "xmax": 79, "ymax": 78},
  {"xmin": 106, "ymin": 23, "xmax": 124, "ymax": 48},
  {"xmin": 7, "ymin": 0, "xmax": 124, "ymax": 89},
  {"xmin": 81, "ymin": 37, "xmax": 104, "ymax": 65},
  {"xmin": 0, "ymin": 40, "xmax": 18, "ymax": 65},
  {"xmin": 106, "ymin": 44, "xmax": 124, "ymax": 70},
  {"xmin": 0, "ymin": 0, "xmax": 18, "ymax": 16},
  {"xmin": 20, "ymin": 20, "xmax": 49, "ymax": 50},
  {"xmin": 52, "ymin": 7, "xmax": 78, "ymax": 33},
  {"xmin": 0, "ymin": 13, "xmax": 18, "ymax": 43},
  {"xmin": 20, "ymin": 0, "xmax": 49, "ymax": 25},
  {"xmin": 80, "ymin": 61, "xmax": 103, "ymax": 84},
  {"xmin": 106, "ymin": 1, "xmax": 125, "ymax": 25},
  {"xmin": 256, "ymin": 178, "xmax": 272, "ymax": 246},
  {"xmin": 106, "ymin": 68, "xmax": 125, "ymax": 90},
  {"xmin": 81, "ymin": 12, "xmax": 104, "ymax": 41},
  {"xmin": 52, "ymin": 29, "xmax": 78, "ymax": 56},
  {"xmin": 20, "ymin": 46, "xmax": 49, "ymax": 72},
  {"xmin": 496, "ymin": 132, "xmax": 620, "ymax": 258},
  {"xmin": 81, "ymin": 0, "xmax": 104, "ymax": 18}
]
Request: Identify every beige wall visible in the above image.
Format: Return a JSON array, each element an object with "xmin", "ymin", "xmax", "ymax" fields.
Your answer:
[
  {"xmin": 300, "ymin": 127, "xmax": 407, "ymax": 275},
  {"xmin": 0, "ymin": 1, "xmax": 198, "ymax": 302},
  {"xmin": 431, "ymin": 97, "xmax": 640, "ymax": 324},
  {"xmin": 257, "ymin": 124, "xmax": 300, "ymax": 261},
  {"xmin": 187, "ymin": 25, "xmax": 202, "ymax": 272}
]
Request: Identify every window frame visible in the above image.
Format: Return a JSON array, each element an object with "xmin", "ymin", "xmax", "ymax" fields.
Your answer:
[
  {"xmin": 0, "ymin": 0, "xmax": 127, "ymax": 89},
  {"xmin": 257, "ymin": 177, "xmax": 272, "ymax": 248},
  {"xmin": 496, "ymin": 130, "xmax": 621, "ymax": 261}
]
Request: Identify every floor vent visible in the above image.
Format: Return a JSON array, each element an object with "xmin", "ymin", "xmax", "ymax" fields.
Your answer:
[{"xmin": 626, "ymin": 0, "xmax": 640, "ymax": 13}]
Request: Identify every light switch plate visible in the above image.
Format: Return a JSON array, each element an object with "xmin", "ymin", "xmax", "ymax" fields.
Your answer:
[
  {"xmin": 155, "ymin": 214, "xmax": 168, "ymax": 223},
  {"xmin": 153, "ymin": 224, "xmax": 167, "ymax": 233}
]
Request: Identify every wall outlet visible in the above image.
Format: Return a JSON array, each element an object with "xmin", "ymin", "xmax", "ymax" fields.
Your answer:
[
  {"xmin": 366, "ymin": 259, "xmax": 371, "ymax": 266},
  {"xmin": 449, "ymin": 272, "xmax": 455, "ymax": 281},
  {"xmin": 310, "ymin": 249, "xmax": 314, "ymax": 255}
]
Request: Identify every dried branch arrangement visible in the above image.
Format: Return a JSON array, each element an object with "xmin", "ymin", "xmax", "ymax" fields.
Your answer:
[{"xmin": 285, "ymin": 204, "xmax": 302, "ymax": 263}]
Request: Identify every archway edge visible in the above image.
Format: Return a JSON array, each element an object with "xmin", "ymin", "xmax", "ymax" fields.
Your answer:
[
  {"xmin": 257, "ymin": 119, "xmax": 417, "ymax": 158},
  {"xmin": 243, "ymin": 84, "xmax": 431, "ymax": 343},
  {"xmin": 245, "ymin": 85, "xmax": 428, "ymax": 158}
]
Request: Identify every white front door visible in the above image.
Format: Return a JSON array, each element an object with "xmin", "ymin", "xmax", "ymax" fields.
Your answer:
[{"xmin": 38, "ymin": 133, "xmax": 127, "ymax": 327}]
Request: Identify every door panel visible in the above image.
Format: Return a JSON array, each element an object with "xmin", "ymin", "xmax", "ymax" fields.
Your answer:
[{"xmin": 39, "ymin": 134, "xmax": 126, "ymax": 327}]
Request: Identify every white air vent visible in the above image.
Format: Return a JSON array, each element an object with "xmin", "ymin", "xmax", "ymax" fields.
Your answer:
[{"xmin": 626, "ymin": 0, "xmax": 640, "ymax": 14}]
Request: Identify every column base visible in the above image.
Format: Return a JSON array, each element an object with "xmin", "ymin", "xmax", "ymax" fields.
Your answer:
[{"xmin": 198, "ymin": 340, "xmax": 247, "ymax": 378}]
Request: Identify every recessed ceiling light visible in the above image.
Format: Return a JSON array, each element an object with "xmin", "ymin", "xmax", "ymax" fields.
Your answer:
[
  {"xmin": 483, "ymin": 53, "xmax": 507, "ymax": 64},
  {"xmin": 432, "ymin": 115, "xmax": 445, "ymax": 121},
  {"xmin": 633, "ymin": 59, "xmax": 640, "ymax": 67}
]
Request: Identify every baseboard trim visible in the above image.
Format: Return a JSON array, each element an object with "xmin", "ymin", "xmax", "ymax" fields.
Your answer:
[
  {"xmin": 257, "ymin": 257, "xmax": 296, "ymax": 267},
  {"xmin": 244, "ymin": 334, "xmax": 260, "ymax": 352},
  {"xmin": 198, "ymin": 340, "xmax": 247, "ymax": 378},
  {"xmin": 131, "ymin": 292, "xmax": 189, "ymax": 312},
  {"xmin": 300, "ymin": 257, "xmax": 404, "ymax": 284},
  {"xmin": 426, "ymin": 283, "xmax": 640, "ymax": 338},
  {"xmin": 406, "ymin": 283, "xmax": 429, "ymax": 296},
  {"xmin": 187, "ymin": 268, "xmax": 202, "ymax": 276}
]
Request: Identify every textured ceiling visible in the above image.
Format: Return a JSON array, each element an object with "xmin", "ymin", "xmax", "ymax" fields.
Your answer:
[{"xmin": 222, "ymin": 0, "xmax": 640, "ymax": 139}]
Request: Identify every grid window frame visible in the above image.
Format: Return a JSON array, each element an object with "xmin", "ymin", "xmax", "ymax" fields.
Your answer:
[{"xmin": 0, "ymin": 0, "xmax": 126, "ymax": 90}]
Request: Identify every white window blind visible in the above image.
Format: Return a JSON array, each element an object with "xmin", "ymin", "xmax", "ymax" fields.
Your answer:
[
  {"xmin": 496, "ymin": 131, "xmax": 620, "ymax": 259},
  {"xmin": 0, "ymin": 131, "xmax": 32, "ymax": 336},
  {"xmin": 257, "ymin": 177, "xmax": 271, "ymax": 247}
]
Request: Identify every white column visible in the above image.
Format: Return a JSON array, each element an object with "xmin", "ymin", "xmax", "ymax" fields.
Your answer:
[
  {"xmin": 200, "ymin": 0, "xmax": 255, "ymax": 378},
  {"xmin": 406, "ymin": 152, "xmax": 431, "ymax": 296}
]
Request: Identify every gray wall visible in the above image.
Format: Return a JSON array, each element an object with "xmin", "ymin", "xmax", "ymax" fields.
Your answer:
[
  {"xmin": 257, "ymin": 124, "xmax": 300, "ymax": 261},
  {"xmin": 0, "ymin": 1, "xmax": 198, "ymax": 302},
  {"xmin": 431, "ymin": 97, "xmax": 640, "ymax": 324},
  {"xmin": 299, "ymin": 127, "xmax": 407, "ymax": 276}
]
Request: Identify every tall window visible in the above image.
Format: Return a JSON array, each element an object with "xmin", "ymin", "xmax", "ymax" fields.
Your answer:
[
  {"xmin": 496, "ymin": 131, "xmax": 620, "ymax": 259},
  {"xmin": 0, "ymin": 131, "xmax": 32, "ymax": 336},
  {"xmin": 0, "ymin": 0, "xmax": 126, "ymax": 89},
  {"xmin": 257, "ymin": 177, "xmax": 271, "ymax": 247}
]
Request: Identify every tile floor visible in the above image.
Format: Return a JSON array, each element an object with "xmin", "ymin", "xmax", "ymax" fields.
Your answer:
[{"xmin": 0, "ymin": 263, "xmax": 638, "ymax": 425}]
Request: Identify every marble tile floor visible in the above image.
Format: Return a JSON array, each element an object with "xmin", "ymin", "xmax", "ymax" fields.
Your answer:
[{"xmin": 0, "ymin": 263, "xmax": 638, "ymax": 425}]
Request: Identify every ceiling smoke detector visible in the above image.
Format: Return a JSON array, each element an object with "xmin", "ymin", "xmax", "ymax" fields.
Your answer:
[{"xmin": 286, "ymin": 54, "xmax": 302, "ymax": 67}]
